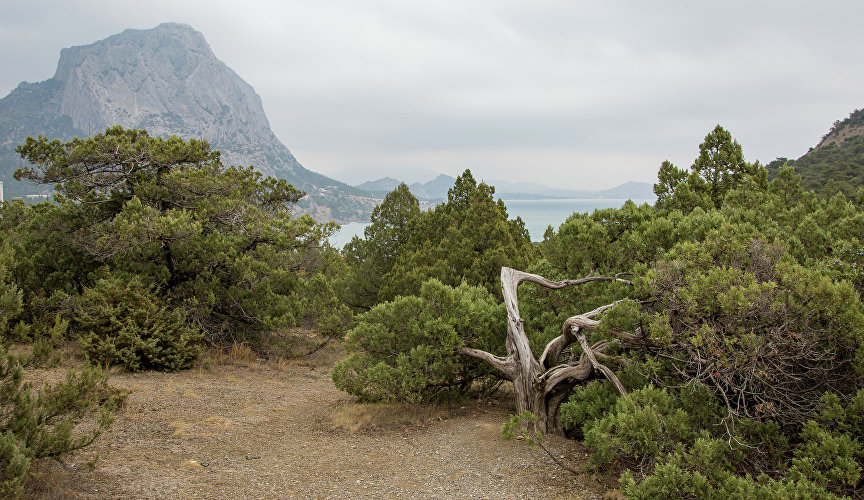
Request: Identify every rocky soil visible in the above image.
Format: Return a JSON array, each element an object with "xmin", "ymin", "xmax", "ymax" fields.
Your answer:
[{"xmin": 25, "ymin": 346, "xmax": 613, "ymax": 499}]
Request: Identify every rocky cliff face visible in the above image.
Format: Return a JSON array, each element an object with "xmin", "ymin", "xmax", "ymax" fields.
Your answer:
[{"xmin": 0, "ymin": 23, "xmax": 376, "ymax": 222}]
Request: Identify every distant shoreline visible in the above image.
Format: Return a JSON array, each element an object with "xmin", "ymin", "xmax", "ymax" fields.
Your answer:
[{"xmin": 330, "ymin": 197, "xmax": 654, "ymax": 248}]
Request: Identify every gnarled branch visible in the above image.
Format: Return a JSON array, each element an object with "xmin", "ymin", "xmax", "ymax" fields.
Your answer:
[
  {"xmin": 457, "ymin": 347, "xmax": 517, "ymax": 380},
  {"xmin": 577, "ymin": 331, "xmax": 628, "ymax": 395}
]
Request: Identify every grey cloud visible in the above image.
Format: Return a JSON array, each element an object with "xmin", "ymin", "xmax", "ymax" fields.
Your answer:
[{"xmin": 2, "ymin": 1, "xmax": 863, "ymax": 191}]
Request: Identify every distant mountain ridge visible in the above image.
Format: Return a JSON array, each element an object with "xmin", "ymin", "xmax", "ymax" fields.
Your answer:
[
  {"xmin": 816, "ymin": 108, "xmax": 864, "ymax": 151},
  {"xmin": 0, "ymin": 23, "xmax": 376, "ymax": 222},
  {"xmin": 356, "ymin": 175, "xmax": 655, "ymax": 201},
  {"xmin": 767, "ymin": 108, "xmax": 864, "ymax": 197}
]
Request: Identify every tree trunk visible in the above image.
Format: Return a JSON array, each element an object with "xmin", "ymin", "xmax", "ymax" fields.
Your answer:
[{"xmin": 459, "ymin": 267, "xmax": 634, "ymax": 435}]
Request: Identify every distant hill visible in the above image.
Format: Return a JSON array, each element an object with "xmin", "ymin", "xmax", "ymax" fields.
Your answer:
[
  {"xmin": 355, "ymin": 177, "xmax": 402, "ymax": 194},
  {"xmin": 767, "ymin": 108, "xmax": 864, "ymax": 197},
  {"xmin": 355, "ymin": 175, "xmax": 655, "ymax": 202},
  {"xmin": 0, "ymin": 23, "xmax": 376, "ymax": 222},
  {"xmin": 354, "ymin": 174, "xmax": 456, "ymax": 199},
  {"xmin": 410, "ymin": 174, "xmax": 457, "ymax": 200}
]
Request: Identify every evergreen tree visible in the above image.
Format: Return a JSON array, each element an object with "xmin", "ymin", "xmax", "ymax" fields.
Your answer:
[
  {"xmin": 379, "ymin": 170, "xmax": 536, "ymax": 300},
  {"xmin": 654, "ymin": 125, "xmax": 765, "ymax": 213},
  {"xmin": 339, "ymin": 183, "xmax": 420, "ymax": 311},
  {"xmin": 11, "ymin": 126, "xmax": 342, "ymax": 357}
]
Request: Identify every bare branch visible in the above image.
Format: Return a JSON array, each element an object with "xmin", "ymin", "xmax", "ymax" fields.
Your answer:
[
  {"xmin": 578, "ymin": 332, "xmax": 628, "ymax": 395},
  {"xmin": 539, "ymin": 300, "xmax": 624, "ymax": 369},
  {"xmin": 502, "ymin": 267, "xmax": 633, "ymax": 292},
  {"xmin": 457, "ymin": 347, "xmax": 516, "ymax": 380},
  {"xmin": 542, "ymin": 358, "xmax": 594, "ymax": 392},
  {"xmin": 470, "ymin": 268, "xmax": 638, "ymax": 434}
]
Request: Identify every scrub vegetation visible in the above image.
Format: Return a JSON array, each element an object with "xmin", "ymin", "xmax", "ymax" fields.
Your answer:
[{"xmin": 3, "ymin": 121, "xmax": 864, "ymax": 497}]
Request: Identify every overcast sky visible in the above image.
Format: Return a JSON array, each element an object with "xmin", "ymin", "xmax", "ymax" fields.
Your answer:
[{"xmin": 2, "ymin": 1, "xmax": 862, "ymax": 190}]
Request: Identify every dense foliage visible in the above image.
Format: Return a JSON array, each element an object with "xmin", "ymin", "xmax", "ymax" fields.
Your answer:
[
  {"xmin": 4, "ymin": 126, "xmax": 344, "ymax": 366},
  {"xmin": 332, "ymin": 279, "xmax": 505, "ymax": 402},
  {"xmin": 767, "ymin": 109, "xmax": 864, "ymax": 199},
  {"xmin": 380, "ymin": 170, "xmax": 535, "ymax": 300},
  {"xmin": 335, "ymin": 124, "xmax": 864, "ymax": 497},
  {"xmin": 334, "ymin": 169, "xmax": 537, "ymax": 401},
  {"xmin": 0, "ymin": 346, "xmax": 119, "ymax": 497},
  {"xmin": 339, "ymin": 183, "xmax": 421, "ymax": 311},
  {"xmin": 76, "ymin": 275, "xmax": 202, "ymax": 371},
  {"xmin": 339, "ymin": 170, "xmax": 535, "ymax": 312},
  {"xmin": 548, "ymin": 126, "xmax": 864, "ymax": 497}
]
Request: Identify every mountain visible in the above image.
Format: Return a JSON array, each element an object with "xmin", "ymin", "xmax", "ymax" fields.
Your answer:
[
  {"xmin": 355, "ymin": 177, "xmax": 402, "ymax": 194},
  {"xmin": 356, "ymin": 174, "xmax": 655, "ymax": 202},
  {"xmin": 354, "ymin": 174, "xmax": 457, "ymax": 200},
  {"xmin": 588, "ymin": 181, "xmax": 656, "ymax": 200},
  {"xmin": 0, "ymin": 23, "xmax": 376, "ymax": 222},
  {"xmin": 766, "ymin": 108, "xmax": 864, "ymax": 197},
  {"xmin": 410, "ymin": 174, "xmax": 457, "ymax": 200}
]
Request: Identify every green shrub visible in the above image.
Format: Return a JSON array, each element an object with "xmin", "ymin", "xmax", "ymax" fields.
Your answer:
[
  {"xmin": 620, "ymin": 442, "xmax": 842, "ymax": 500},
  {"xmin": 560, "ymin": 380, "xmax": 620, "ymax": 438},
  {"xmin": 606, "ymin": 391, "xmax": 864, "ymax": 499},
  {"xmin": 13, "ymin": 127, "xmax": 342, "ymax": 353},
  {"xmin": 787, "ymin": 421, "xmax": 861, "ymax": 495},
  {"xmin": 0, "ymin": 346, "xmax": 118, "ymax": 497},
  {"xmin": 0, "ymin": 240, "xmax": 23, "ymax": 339},
  {"xmin": 28, "ymin": 315, "xmax": 67, "ymax": 368},
  {"xmin": 76, "ymin": 275, "xmax": 202, "ymax": 371},
  {"xmin": 583, "ymin": 386, "xmax": 694, "ymax": 470},
  {"xmin": 332, "ymin": 279, "xmax": 505, "ymax": 403}
]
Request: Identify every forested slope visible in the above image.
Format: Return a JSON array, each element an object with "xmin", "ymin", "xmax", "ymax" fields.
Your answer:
[
  {"xmin": 335, "ymin": 124, "xmax": 864, "ymax": 498},
  {"xmin": 4, "ymin": 118, "xmax": 864, "ymax": 498},
  {"xmin": 768, "ymin": 108, "xmax": 864, "ymax": 198}
]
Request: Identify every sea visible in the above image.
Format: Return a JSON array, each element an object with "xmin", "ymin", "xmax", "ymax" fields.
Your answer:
[{"xmin": 329, "ymin": 198, "xmax": 655, "ymax": 248}]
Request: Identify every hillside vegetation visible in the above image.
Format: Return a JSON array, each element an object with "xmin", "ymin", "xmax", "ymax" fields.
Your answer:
[
  {"xmin": 767, "ymin": 108, "xmax": 864, "ymax": 198},
  {"xmin": 2, "ymin": 116, "xmax": 864, "ymax": 498},
  {"xmin": 336, "ymin": 123, "xmax": 864, "ymax": 498}
]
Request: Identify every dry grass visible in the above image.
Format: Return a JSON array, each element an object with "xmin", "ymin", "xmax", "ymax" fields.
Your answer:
[
  {"xmin": 197, "ymin": 334, "xmax": 342, "ymax": 372},
  {"xmin": 19, "ymin": 340, "xmax": 609, "ymax": 499},
  {"xmin": 328, "ymin": 401, "xmax": 457, "ymax": 433},
  {"xmin": 207, "ymin": 342, "xmax": 261, "ymax": 367}
]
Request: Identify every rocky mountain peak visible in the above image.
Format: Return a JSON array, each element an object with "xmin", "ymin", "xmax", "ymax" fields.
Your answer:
[
  {"xmin": 52, "ymin": 22, "xmax": 273, "ymax": 166},
  {"xmin": 815, "ymin": 108, "xmax": 864, "ymax": 151},
  {"xmin": 53, "ymin": 23, "xmax": 214, "ymax": 84},
  {"xmin": 0, "ymin": 23, "xmax": 377, "ymax": 222}
]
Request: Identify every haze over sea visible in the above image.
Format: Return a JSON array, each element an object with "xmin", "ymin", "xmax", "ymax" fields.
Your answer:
[{"xmin": 330, "ymin": 198, "xmax": 655, "ymax": 248}]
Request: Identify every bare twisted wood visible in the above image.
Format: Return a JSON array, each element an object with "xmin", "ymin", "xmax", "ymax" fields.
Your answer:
[{"xmin": 457, "ymin": 267, "xmax": 634, "ymax": 433}]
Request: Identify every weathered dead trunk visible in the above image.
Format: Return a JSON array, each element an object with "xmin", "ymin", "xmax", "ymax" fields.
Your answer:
[{"xmin": 459, "ymin": 267, "xmax": 636, "ymax": 434}]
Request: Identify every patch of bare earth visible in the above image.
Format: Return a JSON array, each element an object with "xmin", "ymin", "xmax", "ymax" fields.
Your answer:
[{"xmin": 25, "ymin": 346, "xmax": 611, "ymax": 499}]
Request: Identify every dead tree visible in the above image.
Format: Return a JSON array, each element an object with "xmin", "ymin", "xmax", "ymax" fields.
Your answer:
[{"xmin": 459, "ymin": 267, "xmax": 640, "ymax": 434}]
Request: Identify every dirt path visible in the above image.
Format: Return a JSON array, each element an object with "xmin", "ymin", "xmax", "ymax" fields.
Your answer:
[{"xmin": 27, "ymin": 348, "xmax": 609, "ymax": 499}]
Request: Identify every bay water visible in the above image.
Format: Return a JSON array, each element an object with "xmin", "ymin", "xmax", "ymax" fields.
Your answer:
[{"xmin": 329, "ymin": 198, "xmax": 654, "ymax": 248}]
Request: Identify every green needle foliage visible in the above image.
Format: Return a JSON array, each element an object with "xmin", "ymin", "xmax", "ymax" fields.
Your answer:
[
  {"xmin": 76, "ymin": 274, "xmax": 202, "ymax": 371},
  {"xmin": 0, "ymin": 346, "xmax": 120, "ymax": 497},
  {"xmin": 340, "ymin": 170, "xmax": 536, "ymax": 311},
  {"xmin": 339, "ymin": 183, "xmax": 421, "ymax": 311},
  {"xmin": 380, "ymin": 170, "xmax": 536, "ymax": 301},
  {"xmin": 332, "ymin": 279, "xmax": 505, "ymax": 403},
  {"xmin": 6, "ymin": 126, "xmax": 344, "ymax": 364},
  {"xmin": 0, "ymin": 241, "xmax": 23, "ymax": 338},
  {"xmin": 543, "ymin": 126, "xmax": 864, "ymax": 497}
]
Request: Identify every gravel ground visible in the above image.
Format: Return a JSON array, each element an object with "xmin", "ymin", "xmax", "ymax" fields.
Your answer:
[{"xmin": 26, "ymin": 347, "xmax": 611, "ymax": 499}]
